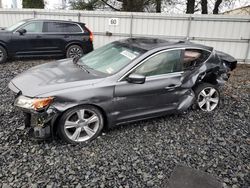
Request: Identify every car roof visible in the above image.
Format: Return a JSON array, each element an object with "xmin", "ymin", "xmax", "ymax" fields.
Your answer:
[
  {"xmin": 119, "ymin": 37, "xmax": 213, "ymax": 52},
  {"xmin": 23, "ymin": 18, "xmax": 85, "ymax": 25}
]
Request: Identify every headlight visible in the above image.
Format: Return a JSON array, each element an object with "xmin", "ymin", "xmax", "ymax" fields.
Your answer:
[{"xmin": 14, "ymin": 96, "xmax": 54, "ymax": 110}]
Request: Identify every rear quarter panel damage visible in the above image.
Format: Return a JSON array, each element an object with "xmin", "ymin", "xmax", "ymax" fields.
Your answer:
[{"xmin": 177, "ymin": 50, "xmax": 237, "ymax": 111}]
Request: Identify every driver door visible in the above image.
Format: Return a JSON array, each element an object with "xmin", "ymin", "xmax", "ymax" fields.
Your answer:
[
  {"xmin": 10, "ymin": 21, "xmax": 44, "ymax": 56},
  {"xmin": 113, "ymin": 49, "xmax": 185, "ymax": 124}
]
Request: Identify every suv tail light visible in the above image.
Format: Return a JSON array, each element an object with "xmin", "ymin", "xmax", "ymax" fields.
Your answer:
[
  {"xmin": 85, "ymin": 26, "xmax": 93, "ymax": 42},
  {"xmin": 89, "ymin": 31, "xmax": 93, "ymax": 42}
]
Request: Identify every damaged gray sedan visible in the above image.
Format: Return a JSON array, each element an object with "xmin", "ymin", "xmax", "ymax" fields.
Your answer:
[{"xmin": 8, "ymin": 38, "xmax": 237, "ymax": 144}]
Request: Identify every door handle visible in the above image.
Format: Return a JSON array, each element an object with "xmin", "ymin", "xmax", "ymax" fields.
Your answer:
[
  {"xmin": 36, "ymin": 35, "xmax": 42, "ymax": 39},
  {"xmin": 165, "ymin": 84, "xmax": 180, "ymax": 89}
]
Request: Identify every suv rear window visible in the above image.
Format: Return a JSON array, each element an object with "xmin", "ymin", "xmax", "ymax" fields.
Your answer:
[{"xmin": 43, "ymin": 22, "xmax": 82, "ymax": 33}]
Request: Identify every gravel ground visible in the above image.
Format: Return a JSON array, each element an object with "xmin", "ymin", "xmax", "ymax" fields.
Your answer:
[{"xmin": 0, "ymin": 59, "xmax": 249, "ymax": 188}]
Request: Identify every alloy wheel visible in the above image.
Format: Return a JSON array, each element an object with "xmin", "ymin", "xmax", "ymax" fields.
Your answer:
[
  {"xmin": 64, "ymin": 108, "xmax": 100, "ymax": 142},
  {"xmin": 68, "ymin": 47, "xmax": 83, "ymax": 58},
  {"xmin": 0, "ymin": 49, "xmax": 3, "ymax": 61},
  {"xmin": 197, "ymin": 87, "xmax": 219, "ymax": 112}
]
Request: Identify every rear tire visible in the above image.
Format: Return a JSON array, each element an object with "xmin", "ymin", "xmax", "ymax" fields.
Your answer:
[
  {"xmin": 0, "ymin": 45, "xmax": 7, "ymax": 64},
  {"xmin": 193, "ymin": 83, "xmax": 220, "ymax": 112},
  {"xmin": 66, "ymin": 45, "xmax": 84, "ymax": 59},
  {"xmin": 57, "ymin": 105, "xmax": 104, "ymax": 144}
]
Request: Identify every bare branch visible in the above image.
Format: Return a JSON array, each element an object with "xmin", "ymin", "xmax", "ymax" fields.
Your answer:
[{"xmin": 100, "ymin": 0, "xmax": 121, "ymax": 11}]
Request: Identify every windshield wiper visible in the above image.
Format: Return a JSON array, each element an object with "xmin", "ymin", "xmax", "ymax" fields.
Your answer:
[{"xmin": 73, "ymin": 57, "xmax": 90, "ymax": 73}]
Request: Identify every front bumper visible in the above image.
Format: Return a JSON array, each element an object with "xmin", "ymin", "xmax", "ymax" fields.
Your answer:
[
  {"xmin": 23, "ymin": 107, "xmax": 59, "ymax": 140},
  {"xmin": 9, "ymin": 81, "xmax": 60, "ymax": 140}
]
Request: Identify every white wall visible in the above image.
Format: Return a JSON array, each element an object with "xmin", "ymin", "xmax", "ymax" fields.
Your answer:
[{"xmin": 0, "ymin": 9, "xmax": 249, "ymax": 63}]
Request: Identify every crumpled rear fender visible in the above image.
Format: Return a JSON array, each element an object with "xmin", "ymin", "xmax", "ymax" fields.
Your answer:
[
  {"xmin": 216, "ymin": 50, "xmax": 237, "ymax": 71},
  {"xmin": 176, "ymin": 50, "xmax": 237, "ymax": 111}
]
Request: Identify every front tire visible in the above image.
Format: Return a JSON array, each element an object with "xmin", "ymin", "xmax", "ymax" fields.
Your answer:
[
  {"xmin": 0, "ymin": 46, "xmax": 7, "ymax": 64},
  {"xmin": 58, "ymin": 105, "xmax": 104, "ymax": 144},
  {"xmin": 193, "ymin": 83, "xmax": 220, "ymax": 112},
  {"xmin": 66, "ymin": 45, "xmax": 84, "ymax": 59}
]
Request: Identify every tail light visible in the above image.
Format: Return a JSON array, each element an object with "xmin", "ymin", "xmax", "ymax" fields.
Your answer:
[
  {"xmin": 85, "ymin": 26, "xmax": 93, "ymax": 42},
  {"xmin": 89, "ymin": 31, "xmax": 93, "ymax": 42}
]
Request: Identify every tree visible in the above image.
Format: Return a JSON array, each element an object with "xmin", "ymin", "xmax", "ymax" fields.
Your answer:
[
  {"xmin": 118, "ymin": 0, "xmax": 162, "ymax": 12},
  {"xmin": 201, "ymin": 0, "xmax": 208, "ymax": 14},
  {"xmin": 121, "ymin": 0, "xmax": 150, "ymax": 12},
  {"xmin": 213, "ymin": 0, "xmax": 223, "ymax": 14},
  {"xmin": 23, "ymin": 0, "xmax": 44, "ymax": 9},
  {"xmin": 155, "ymin": 0, "xmax": 161, "ymax": 12},
  {"xmin": 70, "ymin": 0, "xmax": 101, "ymax": 10},
  {"xmin": 70, "ymin": 0, "xmax": 164, "ymax": 12},
  {"xmin": 100, "ymin": 0, "xmax": 121, "ymax": 11},
  {"xmin": 186, "ymin": 0, "xmax": 195, "ymax": 14},
  {"xmin": 187, "ymin": 0, "xmax": 224, "ymax": 15}
]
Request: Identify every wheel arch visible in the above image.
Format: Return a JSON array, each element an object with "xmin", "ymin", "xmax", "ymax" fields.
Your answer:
[
  {"xmin": 53, "ymin": 103, "xmax": 109, "ymax": 135},
  {"xmin": 65, "ymin": 42, "xmax": 84, "ymax": 51},
  {"xmin": 192, "ymin": 80, "xmax": 217, "ymax": 93},
  {"xmin": 200, "ymin": 72, "xmax": 219, "ymax": 85},
  {"xmin": 191, "ymin": 82, "xmax": 220, "ymax": 111},
  {"xmin": 0, "ymin": 42, "xmax": 8, "ymax": 54}
]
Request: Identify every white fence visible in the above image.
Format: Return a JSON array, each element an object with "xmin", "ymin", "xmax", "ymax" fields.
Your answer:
[{"xmin": 0, "ymin": 9, "xmax": 250, "ymax": 63}]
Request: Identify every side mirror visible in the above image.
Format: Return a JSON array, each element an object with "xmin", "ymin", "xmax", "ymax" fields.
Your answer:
[
  {"xmin": 126, "ymin": 73, "xmax": 146, "ymax": 84},
  {"xmin": 17, "ymin": 28, "xmax": 27, "ymax": 35}
]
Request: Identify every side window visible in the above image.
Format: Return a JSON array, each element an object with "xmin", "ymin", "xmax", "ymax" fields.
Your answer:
[
  {"xmin": 43, "ymin": 22, "xmax": 82, "ymax": 33},
  {"xmin": 183, "ymin": 49, "xmax": 211, "ymax": 70},
  {"xmin": 65, "ymin": 23, "xmax": 82, "ymax": 32},
  {"xmin": 44, "ymin": 22, "xmax": 65, "ymax": 33},
  {"xmin": 21, "ymin": 22, "xmax": 43, "ymax": 33},
  {"xmin": 133, "ymin": 50, "xmax": 182, "ymax": 77}
]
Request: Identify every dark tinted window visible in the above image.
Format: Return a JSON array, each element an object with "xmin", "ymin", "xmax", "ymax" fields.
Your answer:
[
  {"xmin": 79, "ymin": 23, "xmax": 90, "ymax": 34},
  {"xmin": 44, "ymin": 22, "xmax": 82, "ymax": 33},
  {"xmin": 133, "ymin": 50, "xmax": 182, "ymax": 77},
  {"xmin": 65, "ymin": 23, "xmax": 82, "ymax": 32},
  {"xmin": 183, "ymin": 49, "xmax": 211, "ymax": 70}
]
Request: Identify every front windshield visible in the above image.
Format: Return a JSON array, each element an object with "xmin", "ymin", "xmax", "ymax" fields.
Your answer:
[
  {"xmin": 5, "ymin": 21, "xmax": 26, "ymax": 31},
  {"xmin": 78, "ymin": 42, "xmax": 146, "ymax": 75}
]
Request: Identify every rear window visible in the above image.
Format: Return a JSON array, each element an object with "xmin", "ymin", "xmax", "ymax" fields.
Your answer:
[
  {"xmin": 65, "ymin": 23, "xmax": 82, "ymax": 32},
  {"xmin": 183, "ymin": 49, "xmax": 211, "ymax": 70},
  {"xmin": 80, "ymin": 24, "xmax": 91, "ymax": 34},
  {"xmin": 43, "ymin": 22, "xmax": 82, "ymax": 33}
]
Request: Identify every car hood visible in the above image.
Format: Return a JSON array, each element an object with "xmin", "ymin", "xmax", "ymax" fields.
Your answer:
[
  {"xmin": 0, "ymin": 29, "xmax": 11, "ymax": 33},
  {"xmin": 9, "ymin": 58, "xmax": 105, "ymax": 97}
]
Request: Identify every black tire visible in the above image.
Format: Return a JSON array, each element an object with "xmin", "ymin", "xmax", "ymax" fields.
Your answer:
[
  {"xmin": 193, "ymin": 83, "xmax": 220, "ymax": 112},
  {"xmin": 0, "ymin": 45, "xmax": 7, "ymax": 64},
  {"xmin": 66, "ymin": 45, "xmax": 84, "ymax": 59},
  {"xmin": 57, "ymin": 105, "xmax": 104, "ymax": 144}
]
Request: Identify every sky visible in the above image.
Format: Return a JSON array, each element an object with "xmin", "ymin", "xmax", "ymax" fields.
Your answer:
[
  {"xmin": 44, "ymin": 0, "xmax": 68, "ymax": 9},
  {"xmin": 0, "ymin": 0, "xmax": 66, "ymax": 9},
  {"xmin": 1, "ymin": 0, "xmax": 22, "ymax": 8}
]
